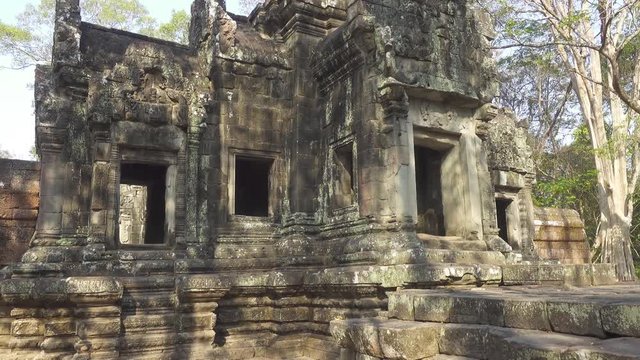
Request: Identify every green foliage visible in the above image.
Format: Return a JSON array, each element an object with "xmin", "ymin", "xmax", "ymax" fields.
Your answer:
[
  {"xmin": 81, "ymin": 0, "xmax": 155, "ymax": 31},
  {"xmin": 156, "ymin": 10, "xmax": 190, "ymax": 44},
  {"xmin": 0, "ymin": 0, "xmax": 55, "ymax": 68},
  {"xmin": 29, "ymin": 145, "xmax": 39, "ymax": 161},
  {"xmin": 0, "ymin": 0, "xmax": 190, "ymax": 69},
  {"xmin": 533, "ymin": 125, "xmax": 600, "ymax": 242},
  {"xmin": 0, "ymin": 147, "xmax": 13, "ymax": 159}
]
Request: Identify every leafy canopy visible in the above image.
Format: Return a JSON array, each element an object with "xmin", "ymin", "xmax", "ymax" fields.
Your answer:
[{"xmin": 0, "ymin": 0, "xmax": 190, "ymax": 69}]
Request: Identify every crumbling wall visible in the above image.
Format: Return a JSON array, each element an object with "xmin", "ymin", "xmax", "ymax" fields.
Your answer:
[
  {"xmin": 0, "ymin": 159, "xmax": 39, "ymax": 266},
  {"xmin": 533, "ymin": 207, "xmax": 591, "ymax": 264}
]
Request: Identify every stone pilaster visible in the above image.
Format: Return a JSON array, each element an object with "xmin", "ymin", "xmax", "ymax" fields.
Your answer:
[
  {"xmin": 177, "ymin": 276, "xmax": 228, "ymax": 357},
  {"xmin": 378, "ymin": 84, "xmax": 413, "ymax": 224}
]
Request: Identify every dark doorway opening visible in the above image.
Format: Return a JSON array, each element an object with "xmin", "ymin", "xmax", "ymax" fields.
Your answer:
[
  {"xmin": 415, "ymin": 146, "xmax": 446, "ymax": 235},
  {"xmin": 496, "ymin": 198, "xmax": 512, "ymax": 243},
  {"xmin": 235, "ymin": 157, "xmax": 272, "ymax": 217},
  {"xmin": 119, "ymin": 163, "xmax": 167, "ymax": 245}
]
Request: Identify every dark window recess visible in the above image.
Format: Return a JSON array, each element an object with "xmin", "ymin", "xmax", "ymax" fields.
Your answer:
[
  {"xmin": 120, "ymin": 163, "xmax": 167, "ymax": 245},
  {"xmin": 415, "ymin": 146, "xmax": 446, "ymax": 236},
  {"xmin": 496, "ymin": 198, "xmax": 512, "ymax": 243},
  {"xmin": 332, "ymin": 143, "xmax": 355, "ymax": 209},
  {"xmin": 235, "ymin": 157, "xmax": 272, "ymax": 217}
]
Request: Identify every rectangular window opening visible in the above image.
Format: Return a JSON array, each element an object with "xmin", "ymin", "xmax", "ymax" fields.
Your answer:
[
  {"xmin": 119, "ymin": 163, "xmax": 167, "ymax": 245},
  {"xmin": 332, "ymin": 142, "xmax": 355, "ymax": 209},
  {"xmin": 415, "ymin": 146, "xmax": 446, "ymax": 236},
  {"xmin": 235, "ymin": 156, "xmax": 273, "ymax": 217}
]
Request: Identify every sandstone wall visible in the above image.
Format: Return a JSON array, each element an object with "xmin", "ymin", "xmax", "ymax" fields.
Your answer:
[
  {"xmin": 0, "ymin": 159, "xmax": 39, "ymax": 266},
  {"xmin": 533, "ymin": 207, "xmax": 590, "ymax": 264}
]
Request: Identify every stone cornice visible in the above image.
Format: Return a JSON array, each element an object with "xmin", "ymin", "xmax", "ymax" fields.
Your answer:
[
  {"xmin": 250, "ymin": 0, "xmax": 347, "ymax": 40},
  {"xmin": 0, "ymin": 277, "xmax": 122, "ymax": 306},
  {"xmin": 310, "ymin": 15, "xmax": 374, "ymax": 94}
]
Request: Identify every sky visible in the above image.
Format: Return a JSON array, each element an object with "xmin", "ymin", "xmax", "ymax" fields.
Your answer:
[{"xmin": 0, "ymin": 0, "xmax": 244, "ymax": 160}]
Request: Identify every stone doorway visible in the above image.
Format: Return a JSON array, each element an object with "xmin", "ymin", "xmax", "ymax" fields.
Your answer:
[
  {"xmin": 496, "ymin": 198, "xmax": 511, "ymax": 244},
  {"xmin": 414, "ymin": 146, "xmax": 446, "ymax": 235},
  {"xmin": 118, "ymin": 163, "xmax": 167, "ymax": 245},
  {"xmin": 495, "ymin": 194, "xmax": 521, "ymax": 249}
]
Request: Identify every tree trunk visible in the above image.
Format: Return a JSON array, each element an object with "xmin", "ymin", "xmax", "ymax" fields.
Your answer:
[{"xmin": 598, "ymin": 211, "xmax": 636, "ymax": 281}]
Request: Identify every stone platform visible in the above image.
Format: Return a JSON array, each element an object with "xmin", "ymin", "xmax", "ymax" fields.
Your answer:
[
  {"xmin": 332, "ymin": 284, "xmax": 640, "ymax": 360},
  {"xmin": 0, "ymin": 262, "xmax": 622, "ymax": 359}
]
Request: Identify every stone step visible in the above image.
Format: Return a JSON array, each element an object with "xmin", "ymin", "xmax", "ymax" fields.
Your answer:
[
  {"xmin": 331, "ymin": 318, "xmax": 640, "ymax": 360},
  {"xmin": 253, "ymin": 357, "xmax": 316, "ymax": 360},
  {"xmin": 417, "ymin": 233, "xmax": 487, "ymax": 252},
  {"xmin": 502, "ymin": 263, "xmax": 618, "ymax": 286},
  {"xmin": 305, "ymin": 263, "xmax": 503, "ymax": 288},
  {"xmin": 388, "ymin": 249, "xmax": 506, "ymax": 266},
  {"xmin": 440, "ymin": 324, "xmax": 640, "ymax": 360},
  {"xmin": 331, "ymin": 318, "xmax": 440, "ymax": 359},
  {"xmin": 421, "ymin": 249, "xmax": 505, "ymax": 265},
  {"xmin": 388, "ymin": 285, "xmax": 640, "ymax": 339}
]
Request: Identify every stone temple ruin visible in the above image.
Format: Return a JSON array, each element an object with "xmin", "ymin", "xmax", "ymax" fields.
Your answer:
[{"xmin": 1, "ymin": 0, "xmax": 639, "ymax": 359}]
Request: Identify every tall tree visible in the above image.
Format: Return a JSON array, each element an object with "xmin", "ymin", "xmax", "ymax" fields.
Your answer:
[
  {"xmin": 0, "ymin": 0, "xmax": 189, "ymax": 69},
  {"xmin": 494, "ymin": 0, "xmax": 640, "ymax": 280},
  {"xmin": 497, "ymin": 48, "xmax": 580, "ymax": 158},
  {"xmin": 156, "ymin": 10, "xmax": 190, "ymax": 44}
]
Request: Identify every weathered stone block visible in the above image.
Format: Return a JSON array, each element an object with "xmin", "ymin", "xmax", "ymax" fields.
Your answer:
[
  {"xmin": 387, "ymin": 291, "xmax": 415, "ymax": 320},
  {"xmin": 439, "ymin": 324, "xmax": 489, "ymax": 358},
  {"xmin": 601, "ymin": 303, "xmax": 640, "ymax": 337},
  {"xmin": 77, "ymin": 318, "xmax": 120, "ymax": 337},
  {"xmin": 330, "ymin": 318, "xmax": 440, "ymax": 360},
  {"xmin": 547, "ymin": 300, "xmax": 605, "ymax": 338},
  {"xmin": 503, "ymin": 298, "xmax": 551, "ymax": 331},
  {"xmin": 11, "ymin": 319, "xmax": 43, "ymax": 336},
  {"xmin": 378, "ymin": 321, "xmax": 439, "ymax": 359},
  {"xmin": 40, "ymin": 335, "xmax": 76, "ymax": 351},
  {"xmin": 44, "ymin": 319, "xmax": 75, "ymax": 336}
]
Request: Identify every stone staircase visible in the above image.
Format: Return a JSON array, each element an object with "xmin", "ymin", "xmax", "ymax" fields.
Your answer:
[
  {"xmin": 416, "ymin": 233, "xmax": 505, "ymax": 266},
  {"xmin": 331, "ymin": 284, "xmax": 640, "ymax": 359}
]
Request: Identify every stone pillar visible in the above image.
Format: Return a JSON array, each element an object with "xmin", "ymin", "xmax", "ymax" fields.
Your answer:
[
  {"xmin": 0, "ymin": 278, "xmax": 11, "ymax": 358},
  {"xmin": 185, "ymin": 125, "xmax": 202, "ymax": 251},
  {"xmin": 176, "ymin": 275, "xmax": 228, "ymax": 357},
  {"xmin": 33, "ymin": 127, "xmax": 66, "ymax": 246},
  {"xmin": 70, "ymin": 277, "xmax": 122, "ymax": 359},
  {"xmin": 378, "ymin": 84, "xmax": 414, "ymax": 223},
  {"xmin": 458, "ymin": 131, "xmax": 485, "ymax": 240},
  {"xmin": 29, "ymin": 0, "xmax": 87, "ymax": 252},
  {"xmin": 52, "ymin": 0, "xmax": 82, "ymax": 68},
  {"xmin": 87, "ymin": 130, "xmax": 113, "ymax": 248}
]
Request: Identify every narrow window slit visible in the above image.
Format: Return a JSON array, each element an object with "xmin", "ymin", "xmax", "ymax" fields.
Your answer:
[{"xmin": 332, "ymin": 142, "xmax": 355, "ymax": 209}]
